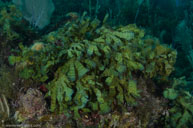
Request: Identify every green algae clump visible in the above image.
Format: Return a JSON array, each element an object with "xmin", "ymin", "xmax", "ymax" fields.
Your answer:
[{"xmin": 9, "ymin": 14, "xmax": 177, "ymax": 119}]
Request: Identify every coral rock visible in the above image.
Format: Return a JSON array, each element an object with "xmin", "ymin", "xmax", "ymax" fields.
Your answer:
[{"xmin": 14, "ymin": 88, "xmax": 46, "ymax": 122}]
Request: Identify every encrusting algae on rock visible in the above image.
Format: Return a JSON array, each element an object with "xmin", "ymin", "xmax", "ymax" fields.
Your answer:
[{"xmin": 14, "ymin": 88, "xmax": 46, "ymax": 122}]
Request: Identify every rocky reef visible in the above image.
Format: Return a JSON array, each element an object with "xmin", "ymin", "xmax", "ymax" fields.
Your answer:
[{"xmin": 0, "ymin": 2, "xmax": 192, "ymax": 128}]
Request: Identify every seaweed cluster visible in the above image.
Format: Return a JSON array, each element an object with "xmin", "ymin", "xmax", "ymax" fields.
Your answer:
[
  {"xmin": 164, "ymin": 77, "xmax": 193, "ymax": 128},
  {"xmin": 0, "ymin": 4, "xmax": 37, "ymax": 66},
  {"xmin": 0, "ymin": 4, "xmax": 21, "ymax": 43},
  {"xmin": 9, "ymin": 13, "xmax": 177, "ymax": 122}
]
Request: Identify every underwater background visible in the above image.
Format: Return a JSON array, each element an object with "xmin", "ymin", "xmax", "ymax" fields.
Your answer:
[{"xmin": 0, "ymin": 0, "xmax": 193, "ymax": 127}]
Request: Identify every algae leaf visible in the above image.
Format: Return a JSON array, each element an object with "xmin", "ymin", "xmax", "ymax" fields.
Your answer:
[
  {"xmin": 73, "ymin": 82, "xmax": 88, "ymax": 108},
  {"xmin": 75, "ymin": 61, "xmax": 89, "ymax": 79},
  {"xmin": 67, "ymin": 62, "xmax": 76, "ymax": 82},
  {"xmin": 163, "ymin": 88, "xmax": 178, "ymax": 100},
  {"xmin": 48, "ymin": 73, "xmax": 74, "ymax": 112},
  {"xmin": 66, "ymin": 60, "xmax": 88, "ymax": 82},
  {"xmin": 55, "ymin": 74, "xmax": 74, "ymax": 102}
]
